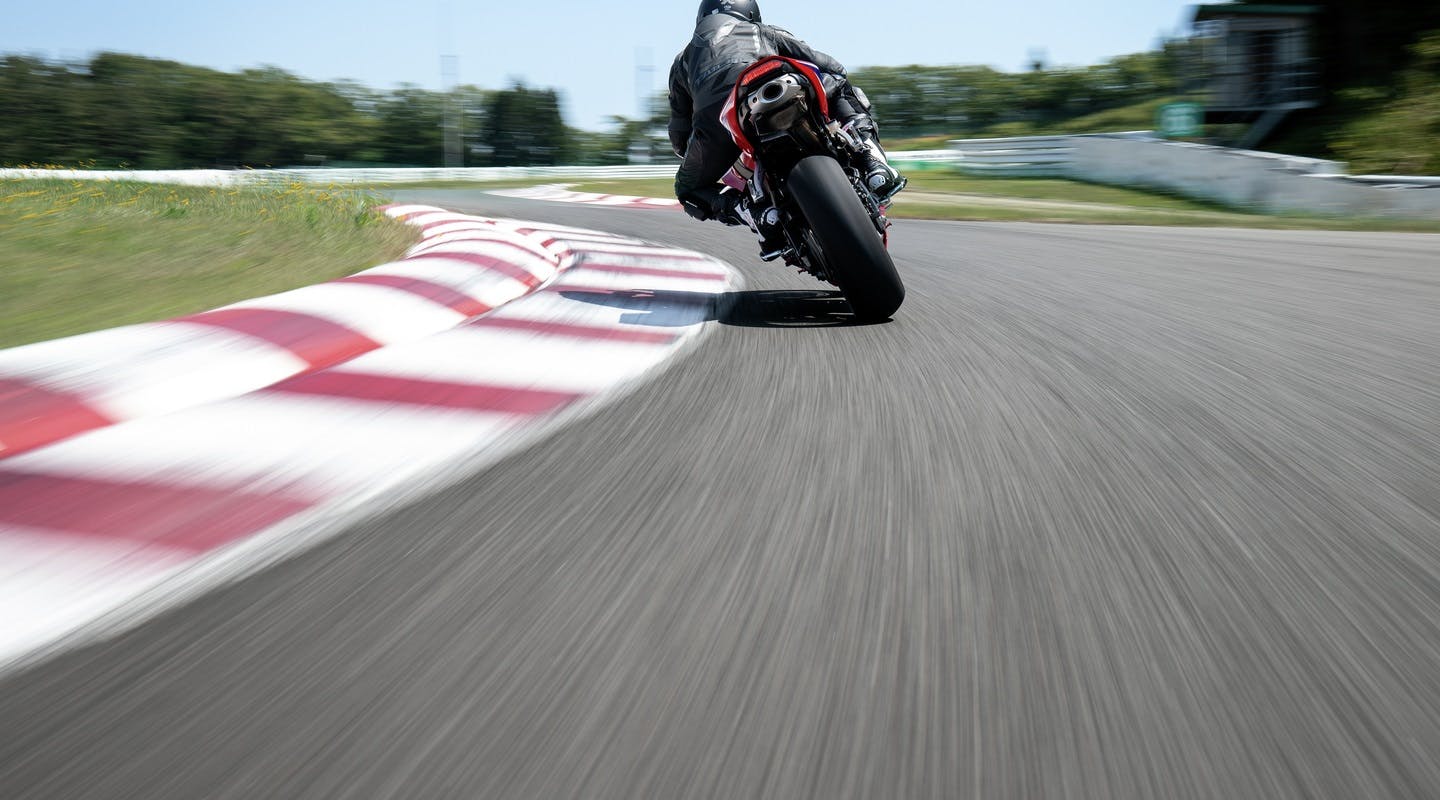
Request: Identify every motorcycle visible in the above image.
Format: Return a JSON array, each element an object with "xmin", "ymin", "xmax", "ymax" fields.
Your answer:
[{"xmin": 720, "ymin": 55, "xmax": 905, "ymax": 321}]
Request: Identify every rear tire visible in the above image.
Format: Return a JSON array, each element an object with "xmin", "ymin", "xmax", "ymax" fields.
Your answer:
[{"xmin": 786, "ymin": 155, "xmax": 904, "ymax": 321}]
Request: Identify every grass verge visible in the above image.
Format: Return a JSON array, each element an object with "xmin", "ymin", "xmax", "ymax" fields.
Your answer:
[
  {"xmin": 0, "ymin": 178, "xmax": 414, "ymax": 349},
  {"xmin": 566, "ymin": 174, "xmax": 1440, "ymax": 233}
]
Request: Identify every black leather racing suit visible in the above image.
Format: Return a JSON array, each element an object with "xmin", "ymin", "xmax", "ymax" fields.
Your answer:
[{"xmin": 668, "ymin": 15, "xmax": 866, "ymax": 210}]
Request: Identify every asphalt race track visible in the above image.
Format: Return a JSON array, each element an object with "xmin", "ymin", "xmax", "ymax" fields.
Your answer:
[{"xmin": 3, "ymin": 191, "xmax": 1439, "ymax": 799}]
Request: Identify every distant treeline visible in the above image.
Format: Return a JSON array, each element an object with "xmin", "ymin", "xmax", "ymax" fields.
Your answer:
[
  {"xmin": 1, "ymin": 49, "xmax": 1192, "ymax": 170},
  {"xmin": 0, "ymin": 53, "xmax": 575, "ymax": 168},
  {"xmin": 851, "ymin": 47, "xmax": 1187, "ymax": 138}
]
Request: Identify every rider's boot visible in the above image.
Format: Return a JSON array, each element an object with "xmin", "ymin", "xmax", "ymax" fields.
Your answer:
[
  {"xmin": 700, "ymin": 189, "xmax": 788, "ymax": 260},
  {"xmin": 745, "ymin": 197, "xmax": 789, "ymax": 261},
  {"xmin": 842, "ymin": 114, "xmax": 907, "ymax": 202},
  {"xmin": 857, "ymin": 137, "xmax": 906, "ymax": 202}
]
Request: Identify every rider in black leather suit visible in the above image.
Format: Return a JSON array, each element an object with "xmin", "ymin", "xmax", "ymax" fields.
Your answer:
[{"xmin": 668, "ymin": 0, "xmax": 902, "ymax": 237}]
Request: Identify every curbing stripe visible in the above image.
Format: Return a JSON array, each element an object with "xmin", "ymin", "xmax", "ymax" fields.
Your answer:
[
  {"xmin": 0, "ymin": 469, "xmax": 317, "ymax": 552},
  {"xmin": 218, "ymin": 282, "xmax": 469, "ymax": 345},
  {"xmin": 489, "ymin": 185, "xmax": 683, "ymax": 211},
  {"xmin": 467, "ymin": 316, "xmax": 681, "ymax": 345},
  {"xmin": 334, "ymin": 275, "xmax": 493, "ymax": 317},
  {"xmin": 404, "ymin": 250, "xmax": 548, "ymax": 289},
  {"xmin": 267, "ymin": 371, "xmax": 582, "ymax": 415},
  {"xmin": 0, "ymin": 379, "xmax": 114, "ymax": 458},
  {"xmin": 177, "ymin": 307, "xmax": 382, "ymax": 370}
]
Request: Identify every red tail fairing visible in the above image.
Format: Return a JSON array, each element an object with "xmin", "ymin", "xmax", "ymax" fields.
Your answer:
[{"xmin": 720, "ymin": 56, "xmax": 831, "ymax": 155}]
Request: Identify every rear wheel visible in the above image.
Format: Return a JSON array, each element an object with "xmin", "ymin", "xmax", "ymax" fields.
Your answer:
[{"xmin": 786, "ymin": 155, "xmax": 904, "ymax": 321}]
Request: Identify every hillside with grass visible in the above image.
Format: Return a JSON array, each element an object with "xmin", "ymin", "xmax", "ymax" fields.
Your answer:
[{"xmin": 1269, "ymin": 30, "xmax": 1440, "ymax": 174}]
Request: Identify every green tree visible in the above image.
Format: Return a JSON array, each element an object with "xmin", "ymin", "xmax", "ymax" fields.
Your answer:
[
  {"xmin": 372, "ymin": 84, "xmax": 445, "ymax": 166},
  {"xmin": 0, "ymin": 53, "xmax": 574, "ymax": 169},
  {"xmin": 850, "ymin": 53, "xmax": 1183, "ymax": 138},
  {"xmin": 0, "ymin": 56, "xmax": 90, "ymax": 164},
  {"xmin": 482, "ymin": 83, "xmax": 571, "ymax": 166}
]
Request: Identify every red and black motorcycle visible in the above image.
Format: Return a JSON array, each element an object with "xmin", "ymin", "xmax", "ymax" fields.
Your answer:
[{"xmin": 720, "ymin": 56, "xmax": 905, "ymax": 321}]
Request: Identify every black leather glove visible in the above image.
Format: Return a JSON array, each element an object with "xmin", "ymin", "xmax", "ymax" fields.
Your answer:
[
  {"xmin": 682, "ymin": 198, "xmax": 712, "ymax": 222},
  {"xmin": 681, "ymin": 186, "xmax": 725, "ymax": 222},
  {"xmin": 681, "ymin": 186, "xmax": 747, "ymax": 226}
]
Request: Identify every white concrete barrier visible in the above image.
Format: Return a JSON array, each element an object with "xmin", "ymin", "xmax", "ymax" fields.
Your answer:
[
  {"xmin": 945, "ymin": 136, "xmax": 1076, "ymax": 176},
  {"xmin": 1066, "ymin": 135, "xmax": 1439, "ymax": 218},
  {"xmin": 943, "ymin": 133, "xmax": 1440, "ymax": 219}
]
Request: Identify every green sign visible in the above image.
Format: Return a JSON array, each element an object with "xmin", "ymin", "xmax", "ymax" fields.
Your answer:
[{"xmin": 1158, "ymin": 102, "xmax": 1204, "ymax": 138}]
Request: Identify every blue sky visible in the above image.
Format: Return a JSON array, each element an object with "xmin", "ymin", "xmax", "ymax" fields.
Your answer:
[{"xmin": 4, "ymin": 0, "xmax": 1205, "ymax": 130}]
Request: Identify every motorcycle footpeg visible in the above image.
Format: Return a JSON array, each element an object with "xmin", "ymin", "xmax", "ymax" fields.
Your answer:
[{"xmin": 759, "ymin": 246, "xmax": 794, "ymax": 262}]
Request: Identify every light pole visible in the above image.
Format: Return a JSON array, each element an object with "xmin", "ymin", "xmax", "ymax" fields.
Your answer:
[{"xmin": 440, "ymin": 1, "xmax": 462, "ymax": 167}]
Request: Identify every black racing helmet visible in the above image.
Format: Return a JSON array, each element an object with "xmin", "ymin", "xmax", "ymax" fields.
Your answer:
[{"xmin": 696, "ymin": 0, "xmax": 761, "ymax": 24}]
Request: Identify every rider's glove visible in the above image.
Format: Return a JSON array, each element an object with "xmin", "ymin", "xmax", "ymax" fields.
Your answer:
[
  {"xmin": 681, "ymin": 187, "xmax": 747, "ymax": 226},
  {"xmin": 682, "ymin": 186, "xmax": 726, "ymax": 222},
  {"xmin": 682, "ymin": 198, "xmax": 712, "ymax": 222}
]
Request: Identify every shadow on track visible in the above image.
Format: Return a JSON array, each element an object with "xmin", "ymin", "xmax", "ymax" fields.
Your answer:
[
  {"xmin": 558, "ymin": 288, "xmax": 890, "ymax": 329},
  {"xmin": 719, "ymin": 289, "xmax": 893, "ymax": 328}
]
